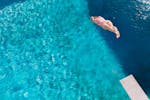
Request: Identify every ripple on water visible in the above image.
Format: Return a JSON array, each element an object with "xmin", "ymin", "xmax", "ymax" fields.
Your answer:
[{"xmin": 0, "ymin": 0, "xmax": 128, "ymax": 99}]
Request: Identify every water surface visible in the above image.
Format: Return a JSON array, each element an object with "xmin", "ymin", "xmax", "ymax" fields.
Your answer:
[{"xmin": 2, "ymin": 0, "xmax": 147, "ymax": 99}]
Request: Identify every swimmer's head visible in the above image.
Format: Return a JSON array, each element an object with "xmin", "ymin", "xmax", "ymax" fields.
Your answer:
[{"xmin": 91, "ymin": 16, "xmax": 97, "ymax": 21}]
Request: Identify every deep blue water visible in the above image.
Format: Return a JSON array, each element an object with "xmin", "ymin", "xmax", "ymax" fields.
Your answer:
[
  {"xmin": 0, "ymin": 0, "xmax": 150, "ymax": 99},
  {"xmin": 88, "ymin": 0, "xmax": 150, "ymax": 94}
]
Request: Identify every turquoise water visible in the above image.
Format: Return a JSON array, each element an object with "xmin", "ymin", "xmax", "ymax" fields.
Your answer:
[{"xmin": 0, "ymin": 0, "xmax": 144, "ymax": 99}]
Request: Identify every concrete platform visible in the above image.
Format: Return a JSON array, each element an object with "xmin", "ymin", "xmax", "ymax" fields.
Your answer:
[{"xmin": 120, "ymin": 74, "xmax": 149, "ymax": 100}]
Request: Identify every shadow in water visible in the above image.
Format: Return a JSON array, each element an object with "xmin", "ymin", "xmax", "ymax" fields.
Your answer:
[
  {"xmin": 0, "ymin": 0, "xmax": 25, "ymax": 10},
  {"xmin": 87, "ymin": 0, "xmax": 150, "ymax": 94}
]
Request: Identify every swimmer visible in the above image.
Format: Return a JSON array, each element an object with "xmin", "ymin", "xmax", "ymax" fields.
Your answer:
[{"xmin": 91, "ymin": 16, "xmax": 120, "ymax": 38}]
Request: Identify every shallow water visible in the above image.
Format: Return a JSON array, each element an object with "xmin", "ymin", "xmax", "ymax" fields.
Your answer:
[{"xmin": 1, "ymin": 0, "xmax": 149, "ymax": 99}]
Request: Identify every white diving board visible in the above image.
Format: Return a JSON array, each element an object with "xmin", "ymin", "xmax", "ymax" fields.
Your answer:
[{"xmin": 120, "ymin": 74, "xmax": 149, "ymax": 100}]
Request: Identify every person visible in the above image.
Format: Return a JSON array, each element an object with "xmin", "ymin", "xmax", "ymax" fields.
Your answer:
[{"xmin": 91, "ymin": 16, "xmax": 120, "ymax": 38}]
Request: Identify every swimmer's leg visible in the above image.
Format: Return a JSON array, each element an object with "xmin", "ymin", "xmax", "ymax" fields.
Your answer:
[{"xmin": 113, "ymin": 26, "xmax": 120, "ymax": 38}]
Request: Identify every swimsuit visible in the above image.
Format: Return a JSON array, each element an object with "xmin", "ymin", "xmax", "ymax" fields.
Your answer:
[{"xmin": 97, "ymin": 18, "xmax": 105, "ymax": 25}]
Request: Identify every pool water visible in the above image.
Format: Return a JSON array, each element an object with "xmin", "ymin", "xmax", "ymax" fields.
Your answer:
[
  {"xmin": 88, "ymin": 0, "xmax": 150, "ymax": 95},
  {"xmin": 0, "ymin": 0, "xmax": 149, "ymax": 99}
]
